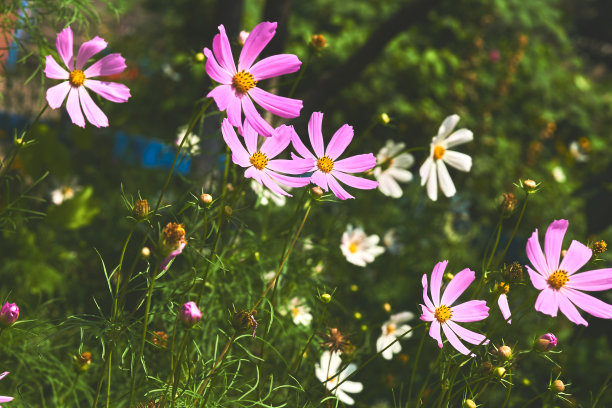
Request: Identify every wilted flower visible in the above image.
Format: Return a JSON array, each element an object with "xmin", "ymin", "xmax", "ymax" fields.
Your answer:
[
  {"xmin": 420, "ymin": 115, "xmax": 473, "ymax": 201},
  {"xmin": 280, "ymin": 297, "xmax": 312, "ymax": 326},
  {"xmin": 0, "ymin": 371, "xmax": 13, "ymax": 404},
  {"xmin": 340, "ymin": 225, "xmax": 385, "ymax": 267},
  {"xmin": 373, "ymin": 140, "xmax": 414, "ymax": 198},
  {"xmin": 160, "ymin": 223, "xmax": 187, "ymax": 272},
  {"xmin": 590, "ymin": 240, "xmax": 607, "ymax": 257},
  {"xmin": 315, "ymin": 351, "xmax": 363, "ymax": 405},
  {"xmin": 376, "ymin": 311, "xmax": 414, "ymax": 360},
  {"xmin": 310, "ymin": 34, "xmax": 327, "ymax": 50},
  {"xmin": 180, "ymin": 301, "xmax": 202, "ymax": 327},
  {"xmin": 175, "ymin": 125, "xmax": 201, "ymax": 156},
  {"xmin": 231, "ymin": 309, "xmax": 258, "ymax": 338},
  {"xmin": 151, "ymin": 331, "xmax": 168, "ymax": 348},
  {"xmin": 569, "ymin": 139, "xmax": 590, "ymax": 162},
  {"xmin": 502, "ymin": 262, "xmax": 524, "ymax": 283},
  {"xmin": 321, "ymin": 328, "xmax": 350, "ymax": 354},
  {"xmin": 0, "ymin": 302, "xmax": 19, "ymax": 328},
  {"xmin": 500, "ymin": 193, "xmax": 517, "ymax": 217},
  {"xmin": 44, "ymin": 27, "xmax": 131, "ymax": 127},
  {"xmin": 535, "ymin": 333, "xmax": 557, "ymax": 351}
]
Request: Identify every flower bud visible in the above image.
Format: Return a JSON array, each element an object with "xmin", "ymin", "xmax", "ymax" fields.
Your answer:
[
  {"xmin": 590, "ymin": 240, "xmax": 607, "ymax": 257},
  {"xmin": 320, "ymin": 293, "xmax": 332, "ymax": 303},
  {"xmin": 310, "ymin": 186, "xmax": 324, "ymax": 199},
  {"xmin": 383, "ymin": 302, "xmax": 392, "ymax": 312},
  {"xmin": 360, "ymin": 324, "xmax": 368, "ymax": 331},
  {"xmin": 152, "ymin": 331, "xmax": 168, "ymax": 348},
  {"xmin": 195, "ymin": 52, "xmax": 205, "ymax": 62},
  {"xmin": 141, "ymin": 246, "xmax": 151, "ymax": 258},
  {"xmin": 380, "ymin": 113, "xmax": 391, "ymax": 125},
  {"xmin": 134, "ymin": 199, "xmax": 150, "ymax": 219},
  {"xmin": 180, "ymin": 301, "xmax": 202, "ymax": 327},
  {"xmin": 498, "ymin": 345, "xmax": 512, "ymax": 360},
  {"xmin": 500, "ymin": 193, "xmax": 518, "ymax": 218},
  {"xmin": 200, "ymin": 193, "xmax": 213, "ymax": 207},
  {"xmin": 74, "ymin": 351, "xmax": 92, "ymax": 372},
  {"xmin": 0, "ymin": 302, "xmax": 19, "ymax": 328},
  {"xmin": 310, "ymin": 34, "xmax": 327, "ymax": 50},
  {"xmin": 535, "ymin": 333, "xmax": 557, "ymax": 351},
  {"xmin": 443, "ymin": 272, "xmax": 454, "ymax": 282},
  {"xmin": 550, "ymin": 379, "xmax": 565, "ymax": 393},
  {"xmin": 463, "ymin": 399, "xmax": 477, "ymax": 408},
  {"xmin": 350, "ymin": 284, "xmax": 359, "ymax": 292},
  {"xmin": 354, "ymin": 312, "xmax": 362, "ymax": 320},
  {"xmin": 231, "ymin": 309, "xmax": 257, "ymax": 337},
  {"xmin": 493, "ymin": 367, "xmax": 506, "ymax": 378},
  {"xmin": 502, "ymin": 262, "xmax": 523, "ymax": 283},
  {"xmin": 522, "ymin": 179, "xmax": 538, "ymax": 192},
  {"xmin": 224, "ymin": 205, "xmax": 233, "ymax": 217}
]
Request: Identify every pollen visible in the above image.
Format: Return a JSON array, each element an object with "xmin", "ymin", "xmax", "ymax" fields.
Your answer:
[
  {"xmin": 317, "ymin": 156, "xmax": 334, "ymax": 173},
  {"xmin": 433, "ymin": 145, "xmax": 446, "ymax": 160},
  {"xmin": 434, "ymin": 305, "xmax": 452, "ymax": 323},
  {"xmin": 69, "ymin": 70, "xmax": 86, "ymax": 87},
  {"xmin": 249, "ymin": 151, "xmax": 268, "ymax": 170},
  {"xmin": 232, "ymin": 70, "xmax": 258, "ymax": 93},
  {"xmin": 548, "ymin": 270, "xmax": 569, "ymax": 290}
]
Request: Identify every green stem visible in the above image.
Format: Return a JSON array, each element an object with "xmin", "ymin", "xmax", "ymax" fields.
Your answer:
[
  {"xmin": 288, "ymin": 48, "xmax": 311, "ymax": 98},
  {"xmin": 501, "ymin": 367, "xmax": 512, "ymax": 408},
  {"xmin": 171, "ymin": 332, "xmax": 191, "ymax": 408},
  {"xmin": 407, "ymin": 324, "xmax": 427, "ymax": 404},
  {"xmin": 494, "ymin": 193, "xmax": 529, "ymax": 269},
  {"xmin": 484, "ymin": 220, "xmax": 502, "ymax": 272},
  {"xmin": 105, "ymin": 352, "xmax": 112, "ymax": 408},
  {"xmin": 195, "ymin": 332, "xmax": 237, "ymax": 406}
]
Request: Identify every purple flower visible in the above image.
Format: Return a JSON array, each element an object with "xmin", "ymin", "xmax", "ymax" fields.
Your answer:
[
  {"xmin": 0, "ymin": 303, "xmax": 18, "ymax": 328},
  {"xmin": 204, "ymin": 22, "xmax": 302, "ymax": 137},
  {"xmin": 0, "ymin": 371, "xmax": 13, "ymax": 404},
  {"xmin": 291, "ymin": 112, "xmax": 378, "ymax": 200},
  {"xmin": 420, "ymin": 261, "xmax": 489, "ymax": 356},
  {"xmin": 536, "ymin": 333, "xmax": 558, "ymax": 351},
  {"xmin": 221, "ymin": 119, "xmax": 313, "ymax": 196},
  {"xmin": 526, "ymin": 219, "xmax": 612, "ymax": 325},
  {"xmin": 180, "ymin": 301, "xmax": 202, "ymax": 327},
  {"xmin": 44, "ymin": 27, "xmax": 131, "ymax": 128}
]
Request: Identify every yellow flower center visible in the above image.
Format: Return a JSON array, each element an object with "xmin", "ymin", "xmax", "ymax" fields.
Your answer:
[
  {"xmin": 433, "ymin": 145, "xmax": 446, "ymax": 160},
  {"xmin": 498, "ymin": 282, "xmax": 510, "ymax": 294},
  {"xmin": 232, "ymin": 70, "xmax": 258, "ymax": 93},
  {"xmin": 69, "ymin": 70, "xmax": 86, "ymax": 87},
  {"xmin": 317, "ymin": 156, "xmax": 334, "ymax": 173},
  {"xmin": 548, "ymin": 270, "xmax": 569, "ymax": 290},
  {"xmin": 348, "ymin": 242, "xmax": 358, "ymax": 253},
  {"xmin": 434, "ymin": 305, "xmax": 452, "ymax": 323},
  {"xmin": 386, "ymin": 323, "xmax": 396, "ymax": 335},
  {"xmin": 249, "ymin": 151, "xmax": 268, "ymax": 170},
  {"xmin": 291, "ymin": 307, "xmax": 300, "ymax": 318}
]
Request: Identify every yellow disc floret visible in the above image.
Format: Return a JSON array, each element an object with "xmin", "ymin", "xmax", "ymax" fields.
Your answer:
[
  {"xmin": 317, "ymin": 156, "xmax": 334, "ymax": 173},
  {"xmin": 433, "ymin": 145, "xmax": 446, "ymax": 160},
  {"xmin": 548, "ymin": 270, "xmax": 569, "ymax": 290},
  {"xmin": 232, "ymin": 70, "xmax": 258, "ymax": 93},
  {"xmin": 69, "ymin": 70, "xmax": 86, "ymax": 87},
  {"xmin": 434, "ymin": 305, "xmax": 452, "ymax": 323},
  {"xmin": 249, "ymin": 151, "xmax": 268, "ymax": 170}
]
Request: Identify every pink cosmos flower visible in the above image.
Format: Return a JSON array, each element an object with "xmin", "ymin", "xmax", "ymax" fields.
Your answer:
[
  {"xmin": 0, "ymin": 371, "xmax": 13, "ymax": 405},
  {"xmin": 291, "ymin": 112, "xmax": 378, "ymax": 200},
  {"xmin": 498, "ymin": 292, "xmax": 512, "ymax": 324},
  {"xmin": 160, "ymin": 242, "xmax": 186, "ymax": 272},
  {"xmin": 44, "ymin": 27, "xmax": 131, "ymax": 128},
  {"xmin": 526, "ymin": 219, "xmax": 612, "ymax": 325},
  {"xmin": 221, "ymin": 119, "xmax": 313, "ymax": 196},
  {"xmin": 204, "ymin": 22, "xmax": 302, "ymax": 137},
  {"xmin": 420, "ymin": 261, "xmax": 490, "ymax": 355}
]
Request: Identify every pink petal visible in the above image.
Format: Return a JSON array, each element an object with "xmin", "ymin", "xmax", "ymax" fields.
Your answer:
[
  {"xmin": 308, "ymin": 112, "xmax": 325, "ymax": 157},
  {"xmin": 44, "ymin": 56, "xmax": 69, "ymax": 79},
  {"xmin": 557, "ymin": 293, "xmax": 588, "ymax": 326},
  {"xmin": 267, "ymin": 158, "xmax": 313, "ymax": 174},
  {"xmin": 332, "ymin": 171, "xmax": 378, "ymax": 190},
  {"xmin": 84, "ymin": 80, "xmax": 131, "ymax": 103},
  {"xmin": 451, "ymin": 300, "xmax": 489, "ymax": 322},
  {"xmin": 564, "ymin": 288, "xmax": 612, "ymax": 319},
  {"xmin": 56, "ymin": 27, "xmax": 74, "ymax": 70},
  {"xmin": 46, "ymin": 81, "xmax": 71, "ymax": 109},
  {"xmin": 0, "ymin": 397, "xmax": 14, "ymax": 402},
  {"xmin": 250, "ymin": 54, "xmax": 301, "ymax": 80},
  {"xmin": 76, "ymin": 36, "xmax": 107, "ymax": 70},
  {"xmin": 429, "ymin": 321, "xmax": 443, "ymax": 348},
  {"xmin": 238, "ymin": 21, "xmax": 277, "ymax": 71},
  {"xmin": 227, "ymin": 92, "xmax": 244, "ymax": 128},
  {"xmin": 497, "ymin": 294, "xmax": 511, "ymax": 323},
  {"xmin": 259, "ymin": 169, "xmax": 292, "ymax": 196},
  {"xmin": 421, "ymin": 274, "xmax": 435, "ymax": 311},
  {"xmin": 203, "ymin": 47, "xmax": 232, "ymax": 84},
  {"xmin": 440, "ymin": 268, "xmax": 475, "ymax": 306},
  {"xmin": 567, "ymin": 269, "xmax": 612, "ymax": 291},
  {"xmin": 66, "ymin": 87, "xmax": 85, "ymax": 127},
  {"xmin": 0, "ymin": 372, "xmax": 9, "ymax": 381},
  {"xmin": 527, "ymin": 265, "xmax": 548, "ymax": 290},
  {"xmin": 245, "ymin": 166, "xmax": 263, "ymax": 184},
  {"xmin": 207, "ymin": 84, "xmax": 234, "ymax": 111},
  {"xmin": 310, "ymin": 170, "xmax": 328, "ymax": 191},
  {"xmin": 221, "ymin": 118, "xmax": 250, "ymax": 167},
  {"xmin": 266, "ymin": 170, "xmax": 310, "ymax": 188},
  {"xmin": 291, "ymin": 132, "xmax": 315, "ymax": 160},
  {"xmin": 160, "ymin": 242, "xmax": 186, "ymax": 272},
  {"xmin": 441, "ymin": 323, "xmax": 471, "ymax": 355},
  {"xmin": 242, "ymin": 120, "xmax": 258, "ymax": 154},
  {"xmin": 334, "ymin": 154, "xmax": 377, "ymax": 173},
  {"xmin": 327, "ymin": 174, "xmax": 354, "ymax": 200},
  {"xmin": 78, "ymin": 87, "xmax": 109, "ymax": 128},
  {"xmin": 260, "ymin": 125, "xmax": 291, "ymax": 158},
  {"xmin": 242, "ymin": 96, "xmax": 274, "ymax": 137},
  {"xmin": 544, "ymin": 219, "xmax": 568, "ymax": 272},
  {"xmin": 325, "ymin": 124, "xmax": 353, "ymax": 160},
  {"xmin": 436, "ymin": 160, "xmax": 456, "ymax": 197},
  {"xmin": 430, "ymin": 261, "xmax": 447, "ymax": 306},
  {"xmin": 446, "ymin": 321, "xmax": 488, "ymax": 345},
  {"xmin": 249, "ymin": 87, "xmax": 302, "ymax": 119},
  {"xmin": 83, "ymin": 53, "xmax": 126, "ymax": 78},
  {"xmin": 559, "ymin": 240, "xmax": 592, "ymax": 275},
  {"xmin": 420, "ymin": 304, "xmax": 434, "ymax": 321},
  {"xmin": 212, "ymin": 25, "xmax": 236, "ymax": 75},
  {"xmin": 526, "ymin": 228, "xmax": 549, "ymax": 276},
  {"xmin": 534, "ymin": 288, "xmax": 559, "ymax": 317}
]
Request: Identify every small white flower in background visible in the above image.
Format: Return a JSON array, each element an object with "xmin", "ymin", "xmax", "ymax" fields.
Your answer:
[
  {"xmin": 376, "ymin": 311, "xmax": 414, "ymax": 360},
  {"xmin": 569, "ymin": 139, "xmax": 589, "ymax": 162},
  {"xmin": 279, "ymin": 297, "xmax": 312, "ymax": 326},
  {"xmin": 175, "ymin": 125, "xmax": 201, "ymax": 156},
  {"xmin": 373, "ymin": 140, "xmax": 414, "ymax": 198},
  {"xmin": 420, "ymin": 114, "xmax": 473, "ymax": 201},
  {"xmin": 238, "ymin": 30, "xmax": 250, "ymax": 46},
  {"xmin": 250, "ymin": 180, "xmax": 287, "ymax": 206},
  {"xmin": 340, "ymin": 225, "xmax": 385, "ymax": 267},
  {"xmin": 383, "ymin": 228, "xmax": 403, "ymax": 254},
  {"xmin": 51, "ymin": 180, "xmax": 80, "ymax": 205},
  {"xmin": 315, "ymin": 351, "xmax": 363, "ymax": 405},
  {"xmin": 552, "ymin": 166, "xmax": 566, "ymax": 183}
]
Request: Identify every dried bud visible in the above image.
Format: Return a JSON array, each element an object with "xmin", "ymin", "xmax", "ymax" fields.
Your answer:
[
  {"xmin": 134, "ymin": 199, "xmax": 150, "ymax": 219},
  {"xmin": 0, "ymin": 302, "xmax": 19, "ymax": 328},
  {"xmin": 199, "ymin": 193, "xmax": 213, "ymax": 207},
  {"xmin": 493, "ymin": 367, "xmax": 506, "ymax": 378},
  {"xmin": 310, "ymin": 34, "xmax": 327, "ymax": 50},
  {"xmin": 443, "ymin": 272, "xmax": 454, "ymax": 282},
  {"xmin": 180, "ymin": 301, "xmax": 202, "ymax": 327},
  {"xmin": 74, "ymin": 351, "xmax": 92, "ymax": 372},
  {"xmin": 321, "ymin": 328, "xmax": 350, "ymax": 354},
  {"xmin": 550, "ymin": 379, "xmax": 565, "ymax": 393},
  {"xmin": 232, "ymin": 309, "xmax": 257, "ymax": 337},
  {"xmin": 498, "ymin": 345, "xmax": 512, "ymax": 360},
  {"xmin": 162, "ymin": 222, "xmax": 186, "ymax": 251},
  {"xmin": 502, "ymin": 262, "xmax": 524, "ymax": 283},
  {"xmin": 590, "ymin": 240, "xmax": 607, "ymax": 257},
  {"xmin": 152, "ymin": 331, "xmax": 168, "ymax": 348},
  {"xmin": 195, "ymin": 52, "xmax": 205, "ymax": 62},
  {"xmin": 535, "ymin": 333, "xmax": 557, "ymax": 351},
  {"xmin": 500, "ymin": 193, "xmax": 518, "ymax": 217},
  {"xmin": 463, "ymin": 399, "xmax": 477, "ymax": 408},
  {"xmin": 224, "ymin": 205, "xmax": 233, "ymax": 217},
  {"xmin": 310, "ymin": 186, "xmax": 324, "ymax": 199},
  {"xmin": 380, "ymin": 113, "xmax": 391, "ymax": 125}
]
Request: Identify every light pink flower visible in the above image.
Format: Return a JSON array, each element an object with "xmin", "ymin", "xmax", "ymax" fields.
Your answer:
[
  {"xmin": 0, "ymin": 371, "xmax": 13, "ymax": 405},
  {"xmin": 291, "ymin": 112, "xmax": 378, "ymax": 200},
  {"xmin": 420, "ymin": 261, "xmax": 489, "ymax": 355},
  {"xmin": 204, "ymin": 22, "xmax": 302, "ymax": 137},
  {"xmin": 526, "ymin": 219, "xmax": 612, "ymax": 325},
  {"xmin": 44, "ymin": 27, "xmax": 131, "ymax": 128},
  {"xmin": 221, "ymin": 119, "xmax": 312, "ymax": 196},
  {"xmin": 498, "ymin": 293, "xmax": 512, "ymax": 324}
]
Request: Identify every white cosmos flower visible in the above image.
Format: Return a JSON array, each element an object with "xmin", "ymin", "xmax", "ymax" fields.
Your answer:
[
  {"xmin": 315, "ymin": 351, "xmax": 363, "ymax": 405},
  {"xmin": 419, "ymin": 114, "xmax": 473, "ymax": 201},
  {"xmin": 175, "ymin": 125, "xmax": 201, "ymax": 156},
  {"xmin": 373, "ymin": 140, "xmax": 414, "ymax": 198},
  {"xmin": 251, "ymin": 180, "xmax": 287, "ymax": 206},
  {"xmin": 376, "ymin": 311, "xmax": 414, "ymax": 360},
  {"xmin": 51, "ymin": 180, "xmax": 80, "ymax": 205},
  {"xmin": 340, "ymin": 225, "xmax": 385, "ymax": 267},
  {"xmin": 279, "ymin": 297, "xmax": 312, "ymax": 326}
]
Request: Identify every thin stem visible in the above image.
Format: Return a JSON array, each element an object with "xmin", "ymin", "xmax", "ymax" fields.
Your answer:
[
  {"xmin": 407, "ymin": 324, "xmax": 427, "ymax": 404},
  {"xmin": 105, "ymin": 352, "xmax": 112, "ymax": 408},
  {"xmin": 484, "ymin": 220, "xmax": 502, "ymax": 272},
  {"xmin": 494, "ymin": 193, "xmax": 529, "ymax": 269},
  {"xmin": 171, "ymin": 332, "xmax": 191, "ymax": 408},
  {"xmin": 288, "ymin": 48, "xmax": 311, "ymax": 98},
  {"xmin": 195, "ymin": 332, "xmax": 237, "ymax": 405},
  {"xmin": 501, "ymin": 367, "xmax": 512, "ymax": 408}
]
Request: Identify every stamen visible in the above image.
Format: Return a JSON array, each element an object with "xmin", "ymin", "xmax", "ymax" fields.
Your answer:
[
  {"xmin": 348, "ymin": 242, "xmax": 358, "ymax": 253},
  {"xmin": 249, "ymin": 151, "xmax": 269, "ymax": 170},
  {"xmin": 548, "ymin": 270, "xmax": 569, "ymax": 290},
  {"xmin": 434, "ymin": 305, "xmax": 452, "ymax": 323},
  {"xmin": 232, "ymin": 70, "xmax": 258, "ymax": 93},
  {"xmin": 433, "ymin": 145, "xmax": 445, "ymax": 160},
  {"xmin": 386, "ymin": 323, "xmax": 396, "ymax": 334},
  {"xmin": 317, "ymin": 156, "xmax": 334, "ymax": 173},
  {"xmin": 69, "ymin": 70, "xmax": 86, "ymax": 87}
]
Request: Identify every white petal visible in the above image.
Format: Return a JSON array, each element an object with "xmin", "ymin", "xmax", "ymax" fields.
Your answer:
[
  {"xmin": 442, "ymin": 129, "xmax": 473, "ymax": 148},
  {"xmin": 378, "ymin": 175, "xmax": 403, "ymax": 198},
  {"xmin": 425, "ymin": 161, "xmax": 438, "ymax": 201},
  {"xmin": 437, "ymin": 114, "xmax": 460, "ymax": 140},
  {"xmin": 442, "ymin": 150, "xmax": 472, "ymax": 172},
  {"xmin": 419, "ymin": 157, "xmax": 434, "ymax": 186},
  {"xmin": 436, "ymin": 160, "xmax": 456, "ymax": 197},
  {"xmin": 388, "ymin": 168, "xmax": 413, "ymax": 182}
]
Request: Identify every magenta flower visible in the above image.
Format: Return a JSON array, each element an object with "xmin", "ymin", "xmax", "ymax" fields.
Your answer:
[
  {"xmin": 44, "ymin": 27, "xmax": 131, "ymax": 128},
  {"xmin": 526, "ymin": 219, "xmax": 612, "ymax": 325},
  {"xmin": 0, "ymin": 371, "xmax": 13, "ymax": 404},
  {"xmin": 204, "ymin": 22, "xmax": 302, "ymax": 137},
  {"xmin": 536, "ymin": 333, "xmax": 558, "ymax": 351},
  {"xmin": 221, "ymin": 119, "xmax": 313, "ymax": 196},
  {"xmin": 420, "ymin": 261, "xmax": 489, "ymax": 355},
  {"xmin": 498, "ymin": 293, "xmax": 512, "ymax": 324},
  {"xmin": 180, "ymin": 301, "xmax": 202, "ymax": 327},
  {"xmin": 0, "ymin": 303, "xmax": 19, "ymax": 328},
  {"xmin": 291, "ymin": 112, "xmax": 378, "ymax": 200}
]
